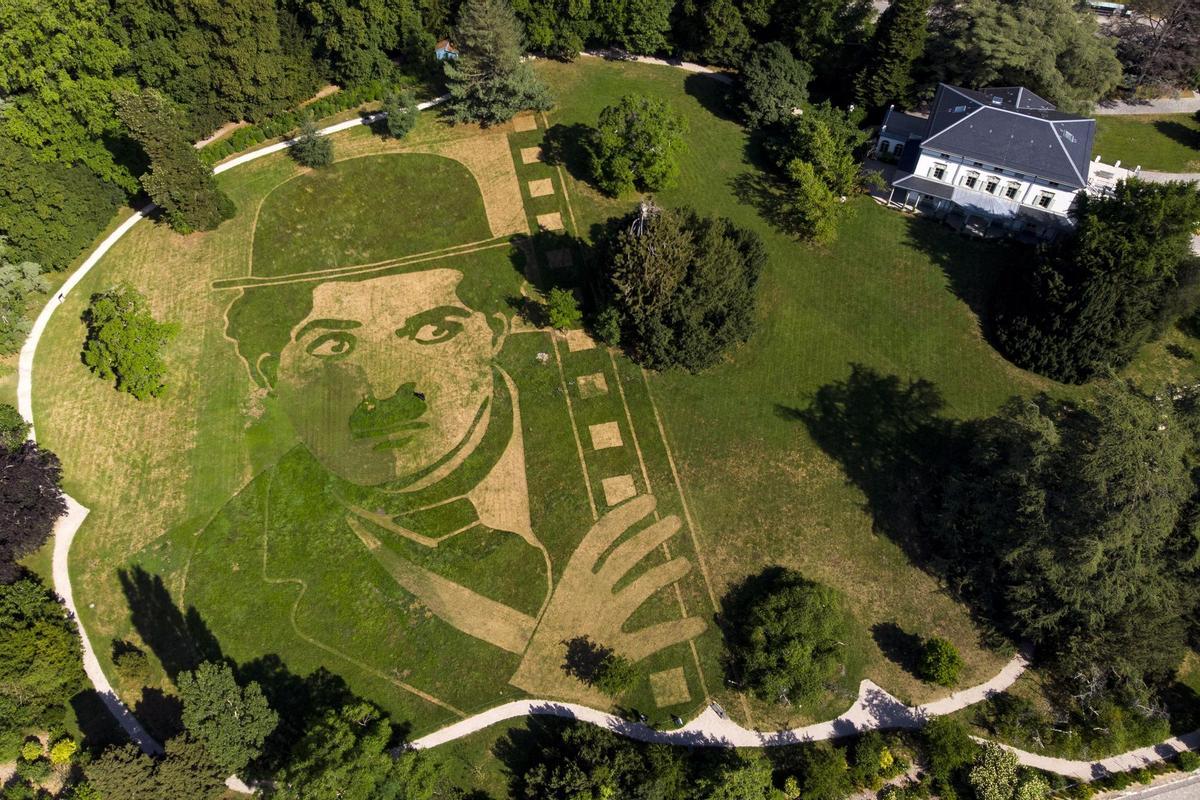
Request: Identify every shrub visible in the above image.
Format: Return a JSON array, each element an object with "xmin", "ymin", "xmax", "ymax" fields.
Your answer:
[
  {"xmin": 592, "ymin": 305, "xmax": 622, "ymax": 346},
  {"xmin": 49, "ymin": 738, "xmax": 77, "ymax": 765},
  {"xmin": 0, "ymin": 404, "xmax": 30, "ymax": 450},
  {"xmin": 20, "ymin": 741, "xmax": 42, "ymax": 761},
  {"xmin": 15, "ymin": 756, "xmax": 51, "ymax": 784},
  {"xmin": 919, "ymin": 636, "xmax": 964, "ymax": 686},
  {"xmin": 594, "ymin": 652, "xmax": 638, "ymax": 696},
  {"xmin": 1178, "ymin": 750, "xmax": 1200, "ymax": 772},
  {"xmin": 547, "ymin": 287, "xmax": 582, "ymax": 330},
  {"xmin": 113, "ymin": 643, "xmax": 152, "ymax": 685}
]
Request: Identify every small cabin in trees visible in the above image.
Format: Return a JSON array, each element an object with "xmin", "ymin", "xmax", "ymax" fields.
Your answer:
[
  {"xmin": 435, "ymin": 39, "xmax": 459, "ymax": 60},
  {"xmin": 876, "ymin": 83, "xmax": 1135, "ymax": 241}
]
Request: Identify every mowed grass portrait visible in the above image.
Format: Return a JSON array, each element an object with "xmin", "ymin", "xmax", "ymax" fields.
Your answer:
[{"xmin": 30, "ymin": 56, "xmax": 1200, "ymax": 744}]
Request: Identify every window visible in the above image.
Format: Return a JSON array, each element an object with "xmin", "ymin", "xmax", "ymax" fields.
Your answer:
[
  {"xmin": 894, "ymin": 143, "xmax": 904, "ymax": 157},
  {"xmin": 962, "ymin": 170, "xmax": 980, "ymax": 189},
  {"xmin": 1004, "ymin": 181, "xmax": 1021, "ymax": 199},
  {"xmin": 878, "ymin": 140, "xmax": 890, "ymax": 155},
  {"xmin": 972, "ymin": 161, "xmax": 984, "ymax": 167},
  {"xmin": 1036, "ymin": 191, "xmax": 1054, "ymax": 208},
  {"xmin": 984, "ymin": 177, "xmax": 999, "ymax": 194},
  {"xmin": 929, "ymin": 162, "xmax": 948, "ymax": 181}
]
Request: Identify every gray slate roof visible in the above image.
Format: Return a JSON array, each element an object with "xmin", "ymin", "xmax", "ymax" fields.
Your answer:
[
  {"xmin": 893, "ymin": 173, "xmax": 957, "ymax": 201},
  {"xmin": 880, "ymin": 108, "xmax": 928, "ymax": 140},
  {"xmin": 918, "ymin": 84, "xmax": 1095, "ymax": 189}
]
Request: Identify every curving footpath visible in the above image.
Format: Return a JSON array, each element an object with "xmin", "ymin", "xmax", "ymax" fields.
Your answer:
[{"xmin": 16, "ymin": 79, "xmax": 1200, "ymax": 791}]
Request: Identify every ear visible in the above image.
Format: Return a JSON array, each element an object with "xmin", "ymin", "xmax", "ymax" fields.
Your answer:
[
  {"xmin": 489, "ymin": 312, "xmax": 509, "ymax": 357},
  {"xmin": 255, "ymin": 353, "xmax": 280, "ymax": 391}
]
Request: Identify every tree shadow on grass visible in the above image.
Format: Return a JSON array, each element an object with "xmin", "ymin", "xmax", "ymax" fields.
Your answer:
[
  {"xmin": 540, "ymin": 122, "xmax": 592, "ymax": 184},
  {"xmin": 70, "ymin": 689, "xmax": 131, "ymax": 752},
  {"xmin": 118, "ymin": 566, "xmax": 222, "ymax": 680},
  {"xmin": 117, "ymin": 564, "xmax": 410, "ymax": 774},
  {"xmin": 729, "ymin": 171, "xmax": 806, "ymax": 238},
  {"xmin": 898, "ymin": 214, "xmax": 1030, "ymax": 341},
  {"xmin": 560, "ymin": 635, "xmax": 612, "ymax": 685},
  {"xmin": 683, "ymin": 72, "xmax": 740, "ymax": 123},
  {"xmin": 871, "ymin": 621, "xmax": 925, "ymax": 678},
  {"xmin": 1152, "ymin": 120, "xmax": 1200, "ymax": 154}
]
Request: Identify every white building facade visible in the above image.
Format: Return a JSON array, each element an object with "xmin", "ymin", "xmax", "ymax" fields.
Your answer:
[{"xmin": 877, "ymin": 84, "xmax": 1126, "ymax": 240}]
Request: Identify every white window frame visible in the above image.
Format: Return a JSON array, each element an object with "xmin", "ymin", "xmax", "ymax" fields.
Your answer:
[
  {"xmin": 1036, "ymin": 191, "xmax": 1054, "ymax": 208},
  {"xmin": 1004, "ymin": 181, "xmax": 1021, "ymax": 200},
  {"xmin": 962, "ymin": 170, "xmax": 980, "ymax": 190},
  {"xmin": 929, "ymin": 162, "xmax": 949, "ymax": 181},
  {"xmin": 984, "ymin": 176, "xmax": 999, "ymax": 194},
  {"xmin": 878, "ymin": 140, "xmax": 891, "ymax": 155}
]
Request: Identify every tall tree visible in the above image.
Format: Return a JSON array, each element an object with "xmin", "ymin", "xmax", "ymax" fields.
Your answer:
[
  {"xmin": 443, "ymin": 0, "xmax": 553, "ymax": 124},
  {"xmin": 115, "ymin": 90, "xmax": 235, "ymax": 233},
  {"xmin": 111, "ymin": 0, "xmax": 321, "ymax": 137},
  {"xmin": 1004, "ymin": 380, "xmax": 1197, "ymax": 687},
  {"xmin": 0, "ymin": 243, "xmax": 49, "ymax": 354},
  {"xmin": 994, "ymin": 179, "xmax": 1200, "ymax": 383},
  {"xmin": 178, "ymin": 661, "xmax": 278, "ymax": 775},
  {"xmin": 0, "ymin": 0, "xmax": 137, "ymax": 190},
  {"xmin": 584, "ymin": 95, "xmax": 687, "ymax": 195},
  {"xmin": 82, "ymin": 284, "xmax": 179, "ymax": 400},
  {"xmin": 722, "ymin": 568, "xmax": 852, "ymax": 704},
  {"xmin": 600, "ymin": 204, "xmax": 765, "ymax": 371},
  {"xmin": 290, "ymin": 115, "xmax": 335, "ymax": 167},
  {"xmin": 1114, "ymin": 0, "xmax": 1200, "ymax": 91},
  {"xmin": 926, "ymin": 0, "xmax": 1122, "ymax": 114},
  {"xmin": 0, "ymin": 578, "xmax": 83, "ymax": 741},
  {"xmin": 855, "ymin": 0, "xmax": 932, "ymax": 112},
  {"xmin": 737, "ymin": 41, "xmax": 812, "ymax": 129},
  {"xmin": 0, "ymin": 444, "xmax": 67, "ymax": 581},
  {"xmin": 0, "ymin": 138, "xmax": 124, "ymax": 272},
  {"xmin": 274, "ymin": 701, "xmax": 437, "ymax": 800}
]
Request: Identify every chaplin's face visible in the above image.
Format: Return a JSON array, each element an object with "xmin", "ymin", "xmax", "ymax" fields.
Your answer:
[{"xmin": 275, "ymin": 269, "xmax": 495, "ymax": 486}]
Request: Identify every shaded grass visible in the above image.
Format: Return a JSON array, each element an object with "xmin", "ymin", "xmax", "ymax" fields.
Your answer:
[{"xmin": 1093, "ymin": 113, "xmax": 1200, "ymax": 172}]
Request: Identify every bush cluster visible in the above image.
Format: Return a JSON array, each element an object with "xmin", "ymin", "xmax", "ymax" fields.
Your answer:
[{"xmin": 198, "ymin": 81, "xmax": 410, "ymax": 166}]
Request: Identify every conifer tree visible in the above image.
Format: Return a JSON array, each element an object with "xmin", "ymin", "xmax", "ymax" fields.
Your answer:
[
  {"xmin": 443, "ymin": 0, "xmax": 553, "ymax": 125},
  {"xmin": 114, "ymin": 90, "xmax": 235, "ymax": 233},
  {"xmin": 855, "ymin": 0, "xmax": 932, "ymax": 112}
]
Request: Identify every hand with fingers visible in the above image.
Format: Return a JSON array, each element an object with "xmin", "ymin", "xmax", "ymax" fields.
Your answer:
[{"xmin": 509, "ymin": 494, "xmax": 706, "ymax": 696}]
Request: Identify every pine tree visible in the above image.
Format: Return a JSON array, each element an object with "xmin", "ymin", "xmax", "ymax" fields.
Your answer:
[
  {"xmin": 855, "ymin": 0, "xmax": 932, "ymax": 112},
  {"xmin": 290, "ymin": 115, "xmax": 334, "ymax": 167},
  {"xmin": 443, "ymin": 0, "xmax": 553, "ymax": 125},
  {"xmin": 114, "ymin": 90, "xmax": 235, "ymax": 233}
]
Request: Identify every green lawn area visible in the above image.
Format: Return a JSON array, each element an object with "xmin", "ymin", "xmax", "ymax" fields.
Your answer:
[
  {"xmin": 27, "ymin": 55, "xmax": 1200, "ymax": 754},
  {"xmin": 1094, "ymin": 113, "xmax": 1200, "ymax": 172}
]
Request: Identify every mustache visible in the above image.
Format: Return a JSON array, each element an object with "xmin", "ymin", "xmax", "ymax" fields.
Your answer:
[{"xmin": 349, "ymin": 382, "xmax": 429, "ymax": 440}]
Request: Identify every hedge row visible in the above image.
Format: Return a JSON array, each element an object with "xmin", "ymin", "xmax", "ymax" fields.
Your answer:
[{"xmin": 198, "ymin": 80, "xmax": 414, "ymax": 166}]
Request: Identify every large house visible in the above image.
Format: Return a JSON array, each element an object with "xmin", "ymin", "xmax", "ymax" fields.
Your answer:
[{"xmin": 876, "ymin": 83, "xmax": 1133, "ymax": 240}]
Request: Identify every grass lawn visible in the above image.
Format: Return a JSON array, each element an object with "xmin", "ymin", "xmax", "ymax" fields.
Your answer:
[
  {"xmin": 1093, "ymin": 113, "xmax": 1200, "ymax": 172},
  {"xmin": 28, "ymin": 55, "xmax": 1200, "ymax": 753}
]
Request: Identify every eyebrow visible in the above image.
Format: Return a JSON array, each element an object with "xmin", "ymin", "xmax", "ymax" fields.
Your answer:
[{"xmin": 293, "ymin": 318, "xmax": 362, "ymax": 340}]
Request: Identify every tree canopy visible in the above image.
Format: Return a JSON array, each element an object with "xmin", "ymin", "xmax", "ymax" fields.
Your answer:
[
  {"xmin": 0, "ymin": 244, "xmax": 48, "ymax": 354},
  {"xmin": 585, "ymin": 95, "xmax": 687, "ymax": 195},
  {"xmin": 927, "ymin": 0, "xmax": 1122, "ymax": 114},
  {"xmin": 115, "ymin": 89, "xmax": 235, "ymax": 233},
  {"xmin": 443, "ymin": 0, "xmax": 552, "ymax": 125},
  {"xmin": 855, "ymin": 0, "xmax": 931, "ymax": 112},
  {"xmin": 0, "ymin": 578, "xmax": 83, "ymax": 740},
  {"xmin": 0, "ymin": 443, "xmax": 67, "ymax": 582},
  {"xmin": 994, "ymin": 179, "xmax": 1200, "ymax": 384},
  {"xmin": 82, "ymin": 284, "xmax": 179, "ymax": 400},
  {"xmin": 723, "ymin": 568, "xmax": 852, "ymax": 704},
  {"xmin": 738, "ymin": 42, "xmax": 811, "ymax": 129},
  {"xmin": 178, "ymin": 661, "xmax": 278, "ymax": 774},
  {"xmin": 600, "ymin": 204, "xmax": 764, "ymax": 371}
]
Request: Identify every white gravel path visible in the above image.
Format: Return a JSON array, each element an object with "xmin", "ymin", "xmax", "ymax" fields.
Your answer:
[{"xmin": 1095, "ymin": 96, "xmax": 1200, "ymax": 116}]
